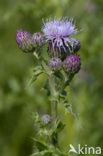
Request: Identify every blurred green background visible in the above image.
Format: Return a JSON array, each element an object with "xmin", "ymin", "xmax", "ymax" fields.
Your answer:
[{"xmin": 0, "ymin": 0, "xmax": 103, "ymax": 156}]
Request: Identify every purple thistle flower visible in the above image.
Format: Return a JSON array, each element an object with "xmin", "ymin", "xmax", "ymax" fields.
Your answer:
[
  {"xmin": 16, "ymin": 30, "xmax": 34, "ymax": 52},
  {"xmin": 42, "ymin": 17, "xmax": 78, "ymax": 59},
  {"xmin": 49, "ymin": 57, "xmax": 62, "ymax": 71},
  {"xmin": 41, "ymin": 114, "xmax": 51, "ymax": 124},
  {"xmin": 32, "ymin": 32, "xmax": 45, "ymax": 47},
  {"xmin": 63, "ymin": 54, "xmax": 81, "ymax": 74}
]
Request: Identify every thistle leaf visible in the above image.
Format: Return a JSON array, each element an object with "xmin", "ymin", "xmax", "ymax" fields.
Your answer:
[
  {"xmin": 28, "ymin": 66, "xmax": 43, "ymax": 86},
  {"xmin": 33, "ymin": 139, "xmax": 48, "ymax": 151}
]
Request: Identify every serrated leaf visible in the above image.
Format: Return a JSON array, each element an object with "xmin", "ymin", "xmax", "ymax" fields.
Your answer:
[
  {"xmin": 33, "ymin": 139, "xmax": 48, "ymax": 151},
  {"xmin": 31, "ymin": 150, "xmax": 52, "ymax": 156},
  {"xmin": 51, "ymin": 120, "xmax": 65, "ymax": 135},
  {"xmin": 33, "ymin": 66, "xmax": 43, "ymax": 76},
  {"xmin": 33, "ymin": 112, "xmax": 40, "ymax": 123},
  {"xmin": 41, "ymin": 79, "xmax": 51, "ymax": 96},
  {"xmin": 32, "ymin": 147, "xmax": 67, "ymax": 156},
  {"xmin": 64, "ymin": 100, "xmax": 73, "ymax": 115},
  {"xmin": 56, "ymin": 120, "xmax": 66, "ymax": 133},
  {"xmin": 54, "ymin": 72, "xmax": 64, "ymax": 80},
  {"xmin": 28, "ymin": 66, "xmax": 43, "ymax": 86},
  {"xmin": 64, "ymin": 101, "xmax": 79, "ymax": 119},
  {"xmin": 41, "ymin": 60, "xmax": 52, "ymax": 76}
]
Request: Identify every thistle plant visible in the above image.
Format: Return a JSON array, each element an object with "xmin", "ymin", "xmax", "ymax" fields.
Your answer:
[{"xmin": 16, "ymin": 17, "xmax": 81, "ymax": 156}]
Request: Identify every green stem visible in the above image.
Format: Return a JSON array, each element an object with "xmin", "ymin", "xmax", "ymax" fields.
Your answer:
[
  {"xmin": 51, "ymin": 100, "xmax": 57, "ymax": 121},
  {"xmin": 62, "ymin": 74, "xmax": 74, "ymax": 90},
  {"xmin": 49, "ymin": 75, "xmax": 57, "ymax": 121},
  {"xmin": 49, "ymin": 74, "xmax": 58, "ymax": 147}
]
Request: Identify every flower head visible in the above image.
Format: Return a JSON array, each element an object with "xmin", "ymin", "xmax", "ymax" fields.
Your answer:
[
  {"xmin": 63, "ymin": 54, "xmax": 81, "ymax": 74},
  {"xmin": 16, "ymin": 30, "xmax": 34, "ymax": 52},
  {"xmin": 41, "ymin": 114, "xmax": 51, "ymax": 124},
  {"xmin": 42, "ymin": 17, "xmax": 78, "ymax": 59},
  {"xmin": 32, "ymin": 32, "xmax": 45, "ymax": 47},
  {"xmin": 49, "ymin": 57, "xmax": 62, "ymax": 71}
]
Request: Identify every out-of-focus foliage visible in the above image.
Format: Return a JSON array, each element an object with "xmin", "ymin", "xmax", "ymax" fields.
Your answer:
[{"xmin": 0, "ymin": 0, "xmax": 103, "ymax": 156}]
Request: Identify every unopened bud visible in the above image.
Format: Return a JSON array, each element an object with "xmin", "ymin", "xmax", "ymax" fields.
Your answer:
[
  {"xmin": 32, "ymin": 32, "xmax": 45, "ymax": 47},
  {"xmin": 41, "ymin": 114, "xmax": 51, "ymax": 124},
  {"xmin": 16, "ymin": 30, "xmax": 34, "ymax": 52},
  {"xmin": 63, "ymin": 54, "xmax": 81, "ymax": 74},
  {"xmin": 49, "ymin": 57, "xmax": 62, "ymax": 71},
  {"xmin": 72, "ymin": 39, "xmax": 81, "ymax": 52}
]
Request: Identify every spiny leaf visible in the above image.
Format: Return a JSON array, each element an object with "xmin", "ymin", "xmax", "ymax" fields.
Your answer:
[
  {"xmin": 64, "ymin": 100, "xmax": 79, "ymax": 119},
  {"xmin": 31, "ymin": 150, "xmax": 52, "ymax": 156},
  {"xmin": 51, "ymin": 120, "xmax": 65, "ymax": 135},
  {"xmin": 28, "ymin": 66, "xmax": 43, "ymax": 86},
  {"xmin": 33, "ymin": 139, "xmax": 48, "ymax": 151},
  {"xmin": 32, "ymin": 147, "xmax": 67, "ymax": 156},
  {"xmin": 54, "ymin": 72, "xmax": 64, "ymax": 80},
  {"xmin": 41, "ymin": 79, "xmax": 50, "ymax": 96},
  {"xmin": 41, "ymin": 60, "xmax": 52, "ymax": 76},
  {"xmin": 56, "ymin": 120, "xmax": 66, "ymax": 133}
]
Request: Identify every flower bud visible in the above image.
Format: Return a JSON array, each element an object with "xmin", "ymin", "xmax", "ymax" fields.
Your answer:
[
  {"xmin": 32, "ymin": 32, "xmax": 45, "ymax": 47},
  {"xmin": 72, "ymin": 39, "xmax": 81, "ymax": 52},
  {"xmin": 49, "ymin": 57, "xmax": 62, "ymax": 71},
  {"xmin": 16, "ymin": 30, "xmax": 34, "ymax": 52},
  {"xmin": 63, "ymin": 54, "xmax": 81, "ymax": 74},
  {"xmin": 41, "ymin": 114, "xmax": 51, "ymax": 124}
]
